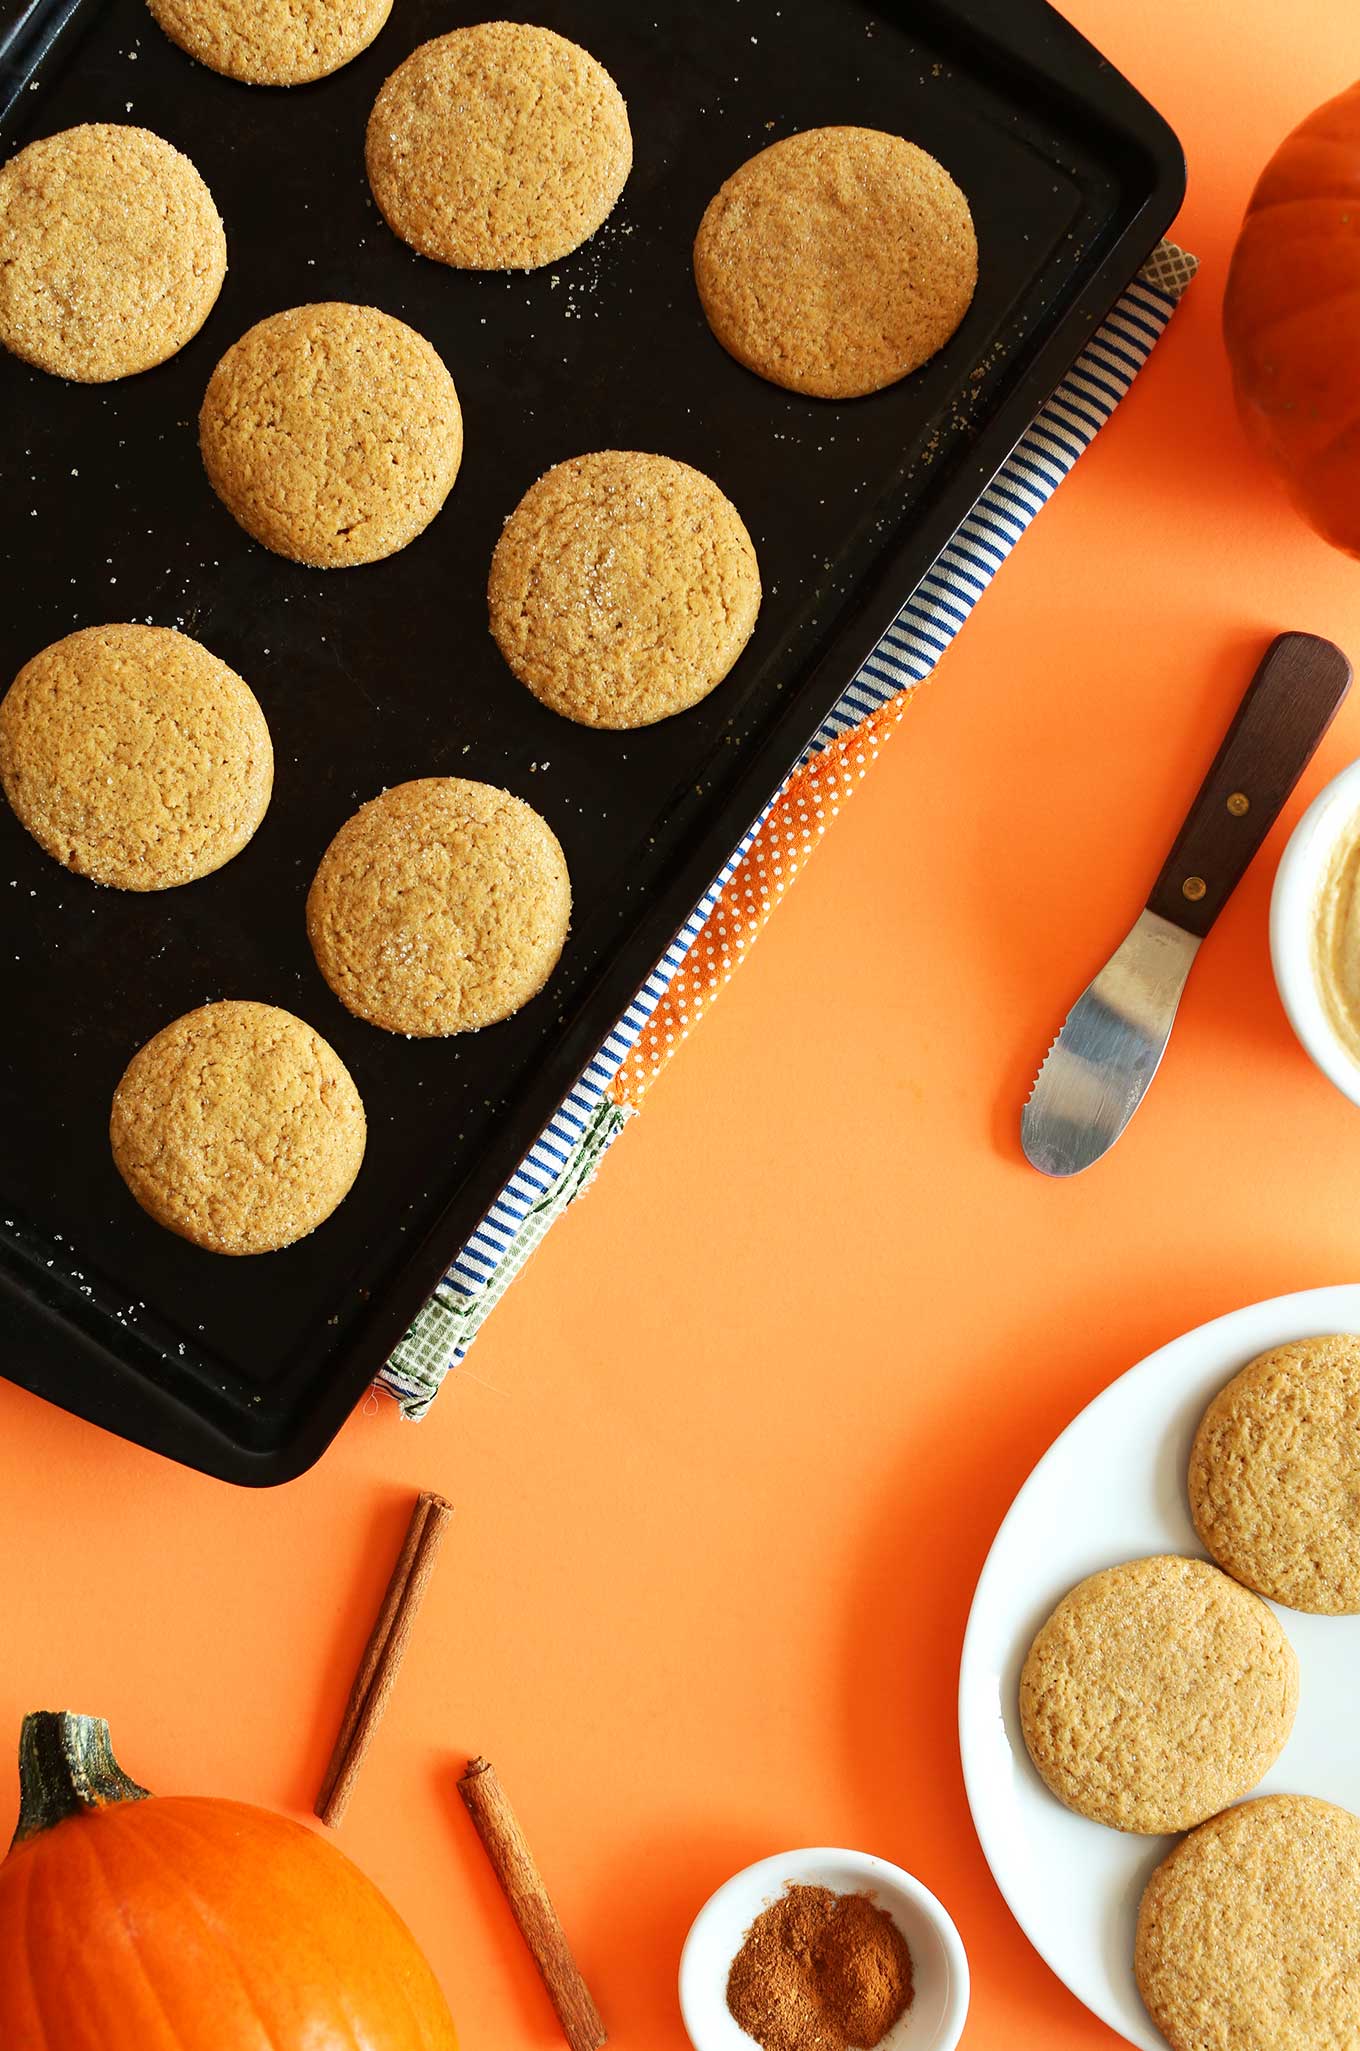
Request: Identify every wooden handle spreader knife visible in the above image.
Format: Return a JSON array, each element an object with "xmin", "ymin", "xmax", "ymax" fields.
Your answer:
[{"xmin": 1022, "ymin": 632, "xmax": 1352, "ymax": 1177}]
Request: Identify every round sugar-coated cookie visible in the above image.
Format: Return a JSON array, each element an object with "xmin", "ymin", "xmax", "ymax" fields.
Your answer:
[
  {"xmin": 146, "ymin": 0, "xmax": 392, "ymax": 85},
  {"xmin": 307, "ymin": 778, "xmax": 571, "ymax": 1036},
  {"xmin": 110, "ymin": 1001, "xmax": 365, "ymax": 1255},
  {"xmin": 692, "ymin": 125, "xmax": 977, "ymax": 399},
  {"xmin": 488, "ymin": 451, "xmax": 761, "ymax": 729},
  {"xmin": 1018, "ymin": 1554, "xmax": 1297, "ymax": 1835},
  {"xmin": 1135, "ymin": 1795, "xmax": 1360, "ymax": 2051},
  {"xmin": 0, "ymin": 623, "xmax": 272, "ymax": 891},
  {"xmin": 1189, "ymin": 1334, "xmax": 1360, "ymax": 1614},
  {"xmin": 365, "ymin": 22, "xmax": 632, "ymax": 270},
  {"xmin": 199, "ymin": 302, "xmax": 462, "ymax": 568},
  {"xmin": 0, "ymin": 123, "xmax": 225, "ymax": 382}
]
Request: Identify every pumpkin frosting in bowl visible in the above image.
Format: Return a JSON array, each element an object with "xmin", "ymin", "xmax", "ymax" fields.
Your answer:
[{"xmin": 1312, "ymin": 808, "xmax": 1360, "ymax": 1068}]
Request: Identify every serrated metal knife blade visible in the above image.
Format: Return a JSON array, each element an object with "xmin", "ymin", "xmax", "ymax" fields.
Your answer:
[{"xmin": 1021, "ymin": 910, "xmax": 1200, "ymax": 1176}]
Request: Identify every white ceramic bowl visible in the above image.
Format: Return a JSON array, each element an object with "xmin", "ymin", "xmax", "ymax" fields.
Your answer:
[
  {"xmin": 678, "ymin": 1847, "xmax": 969, "ymax": 2051},
  {"xmin": 1271, "ymin": 753, "xmax": 1360, "ymax": 1109}
]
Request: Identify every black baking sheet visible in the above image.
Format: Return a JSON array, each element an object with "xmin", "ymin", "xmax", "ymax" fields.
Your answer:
[{"xmin": 0, "ymin": 0, "xmax": 1183, "ymax": 1482}]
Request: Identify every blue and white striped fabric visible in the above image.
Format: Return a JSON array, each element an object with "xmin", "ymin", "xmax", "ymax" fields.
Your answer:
[{"xmin": 381, "ymin": 241, "xmax": 1197, "ymax": 1417}]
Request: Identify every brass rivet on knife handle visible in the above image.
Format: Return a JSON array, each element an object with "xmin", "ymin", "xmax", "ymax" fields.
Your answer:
[
  {"xmin": 459, "ymin": 1756, "xmax": 607, "ymax": 2051},
  {"xmin": 315, "ymin": 1489, "xmax": 453, "ymax": 1827},
  {"xmin": 1182, "ymin": 876, "xmax": 1207, "ymax": 901},
  {"xmin": 1145, "ymin": 631, "xmax": 1353, "ymax": 942}
]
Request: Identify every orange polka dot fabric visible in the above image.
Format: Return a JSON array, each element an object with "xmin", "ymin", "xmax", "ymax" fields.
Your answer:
[{"xmin": 610, "ymin": 694, "xmax": 913, "ymax": 1110}]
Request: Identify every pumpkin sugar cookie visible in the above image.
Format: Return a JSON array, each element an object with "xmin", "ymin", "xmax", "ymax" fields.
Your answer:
[
  {"xmin": 0, "ymin": 623, "xmax": 272, "ymax": 890},
  {"xmin": 110, "ymin": 1002, "xmax": 365, "ymax": 1255},
  {"xmin": 1019, "ymin": 1554, "xmax": 1298, "ymax": 1834},
  {"xmin": 199, "ymin": 302, "xmax": 462, "ymax": 568},
  {"xmin": 146, "ymin": 0, "xmax": 392, "ymax": 86},
  {"xmin": 0, "ymin": 123, "xmax": 225, "ymax": 382},
  {"xmin": 366, "ymin": 22, "xmax": 632, "ymax": 270},
  {"xmin": 488, "ymin": 451, "xmax": 761, "ymax": 729},
  {"xmin": 1135, "ymin": 1795, "xmax": 1360, "ymax": 2051},
  {"xmin": 306, "ymin": 778, "xmax": 571, "ymax": 1036},
  {"xmin": 693, "ymin": 125, "xmax": 976, "ymax": 399},
  {"xmin": 1189, "ymin": 1333, "xmax": 1360, "ymax": 1613}
]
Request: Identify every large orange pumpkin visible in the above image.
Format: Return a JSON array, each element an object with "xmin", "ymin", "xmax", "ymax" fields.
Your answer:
[
  {"xmin": 0, "ymin": 1711, "xmax": 458, "ymax": 2051},
  {"xmin": 1223, "ymin": 79, "xmax": 1360, "ymax": 556}
]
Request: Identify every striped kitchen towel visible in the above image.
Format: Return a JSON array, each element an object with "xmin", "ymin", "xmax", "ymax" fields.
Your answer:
[{"xmin": 380, "ymin": 239, "xmax": 1199, "ymax": 1419}]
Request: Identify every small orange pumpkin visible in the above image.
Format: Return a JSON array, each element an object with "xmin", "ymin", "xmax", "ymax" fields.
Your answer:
[
  {"xmin": 1223, "ymin": 79, "xmax": 1360, "ymax": 556},
  {"xmin": 0, "ymin": 1711, "xmax": 458, "ymax": 2051}
]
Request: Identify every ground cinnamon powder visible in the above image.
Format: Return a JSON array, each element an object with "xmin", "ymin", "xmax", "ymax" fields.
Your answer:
[{"xmin": 725, "ymin": 1883, "xmax": 915, "ymax": 2051}]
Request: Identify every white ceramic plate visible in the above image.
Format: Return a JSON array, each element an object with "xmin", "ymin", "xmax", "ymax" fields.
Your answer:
[{"xmin": 959, "ymin": 1286, "xmax": 1360, "ymax": 2050}]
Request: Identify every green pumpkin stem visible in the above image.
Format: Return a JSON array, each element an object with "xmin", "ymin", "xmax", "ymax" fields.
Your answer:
[{"xmin": 10, "ymin": 1712, "xmax": 151, "ymax": 1851}]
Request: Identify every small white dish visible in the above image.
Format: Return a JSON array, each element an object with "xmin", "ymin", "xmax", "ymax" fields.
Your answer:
[
  {"xmin": 959, "ymin": 1284, "xmax": 1360, "ymax": 2050},
  {"xmin": 678, "ymin": 1846, "xmax": 969, "ymax": 2051},
  {"xmin": 1271, "ymin": 752, "xmax": 1360, "ymax": 1108}
]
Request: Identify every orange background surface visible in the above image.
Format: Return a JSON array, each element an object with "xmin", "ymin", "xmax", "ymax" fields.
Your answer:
[{"xmin": 4, "ymin": 2, "xmax": 1360, "ymax": 2046}]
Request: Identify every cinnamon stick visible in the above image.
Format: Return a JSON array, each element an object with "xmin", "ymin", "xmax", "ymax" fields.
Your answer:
[
  {"xmin": 459, "ymin": 1755, "xmax": 606, "ymax": 2051},
  {"xmin": 315, "ymin": 1489, "xmax": 453, "ymax": 1827}
]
